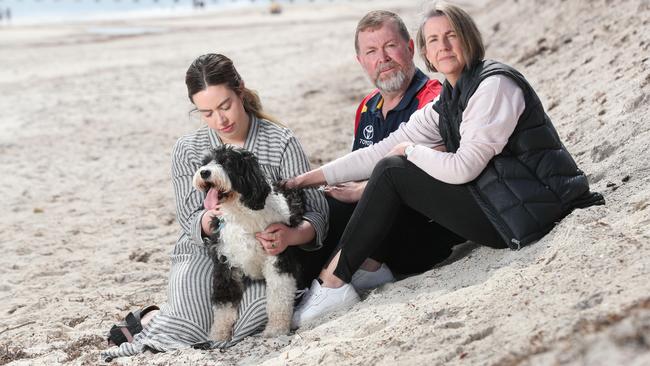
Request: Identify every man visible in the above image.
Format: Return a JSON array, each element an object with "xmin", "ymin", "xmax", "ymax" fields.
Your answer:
[{"xmin": 296, "ymin": 10, "xmax": 463, "ymax": 313}]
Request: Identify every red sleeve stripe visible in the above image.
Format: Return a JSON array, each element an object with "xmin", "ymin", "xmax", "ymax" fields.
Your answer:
[
  {"xmin": 354, "ymin": 89, "xmax": 380, "ymax": 138},
  {"xmin": 416, "ymin": 79, "xmax": 443, "ymax": 110}
]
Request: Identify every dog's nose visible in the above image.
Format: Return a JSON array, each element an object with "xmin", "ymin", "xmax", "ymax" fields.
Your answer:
[{"xmin": 200, "ymin": 170, "xmax": 211, "ymax": 179}]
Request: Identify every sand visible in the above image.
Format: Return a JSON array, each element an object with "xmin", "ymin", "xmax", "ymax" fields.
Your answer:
[{"xmin": 1, "ymin": 0, "xmax": 649, "ymax": 365}]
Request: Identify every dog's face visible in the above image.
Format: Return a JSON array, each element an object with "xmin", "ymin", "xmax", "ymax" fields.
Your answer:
[{"xmin": 193, "ymin": 146, "xmax": 271, "ymax": 210}]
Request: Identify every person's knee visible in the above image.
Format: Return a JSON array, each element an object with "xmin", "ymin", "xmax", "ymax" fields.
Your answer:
[
  {"xmin": 371, "ymin": 155, "xmax": 409, "ymax": 178},
  {"xmin": 375, "ymin": 155, "xmax": 408, "ymax": 172},
  {"xmin": 326, "ymin": 195, "xmax": 356, "ymax": 214}
]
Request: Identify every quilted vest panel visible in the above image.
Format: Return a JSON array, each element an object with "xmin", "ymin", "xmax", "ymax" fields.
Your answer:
[{"xmin": 435, "ymin": 60, "xmax": 601, "ymax": 249}]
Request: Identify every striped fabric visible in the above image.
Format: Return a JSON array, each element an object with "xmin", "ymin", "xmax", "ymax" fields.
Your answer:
[{"xmin": 101, "ymin": 116, "xmax": 328, "ymax": 362}]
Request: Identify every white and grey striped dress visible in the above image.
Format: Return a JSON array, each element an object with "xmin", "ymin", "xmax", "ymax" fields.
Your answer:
[{"xmin": 101, "ymin": 116, "xmax": 328, "ymax": 362}]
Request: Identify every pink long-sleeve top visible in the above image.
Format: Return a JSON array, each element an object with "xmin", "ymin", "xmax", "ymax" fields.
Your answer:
[{"xmin": 321, "ymin": 75, "xmax": 526, "ymax": 185}]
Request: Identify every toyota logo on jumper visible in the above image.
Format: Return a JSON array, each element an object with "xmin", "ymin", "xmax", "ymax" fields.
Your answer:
[{"xmin": 363, "ymin": 125, "xmax": 374, "ymax": 140}]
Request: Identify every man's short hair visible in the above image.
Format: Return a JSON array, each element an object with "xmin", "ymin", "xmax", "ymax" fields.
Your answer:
[{"xmin": 355, "ymin": 10, "xmax": 411, "ymax": 54}]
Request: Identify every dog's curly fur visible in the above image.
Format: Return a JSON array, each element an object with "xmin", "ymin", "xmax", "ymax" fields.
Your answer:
[{"xmin": 192, "ymin": 145, "xmax": 304, "ymax": 340}]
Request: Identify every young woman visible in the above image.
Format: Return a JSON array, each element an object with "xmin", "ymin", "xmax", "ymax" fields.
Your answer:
[
  {"xmin": 286, "ymin": 1, "xmax": 604, "ymax": 327},
  {"xmin": 102, "ymin": 53, "xmax": 328, "ymax": 361}
]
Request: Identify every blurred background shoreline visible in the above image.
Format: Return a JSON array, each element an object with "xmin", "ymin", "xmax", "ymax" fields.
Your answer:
[{"xmin": 0, "ymin": 0, "xmax": 327, "ymax": 26}]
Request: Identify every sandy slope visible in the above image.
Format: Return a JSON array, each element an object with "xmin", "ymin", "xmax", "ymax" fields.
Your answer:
[{"xmin": 0, "ymin": 0, "xmax": 648, "ymax": 365}]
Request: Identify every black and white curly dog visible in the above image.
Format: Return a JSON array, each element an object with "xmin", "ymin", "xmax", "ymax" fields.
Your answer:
[{"xmin": 193, "ymin": 145, "xmax": 304, "ymax": 340}]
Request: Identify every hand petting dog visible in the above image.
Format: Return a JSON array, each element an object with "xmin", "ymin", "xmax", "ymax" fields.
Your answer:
[{"xmin": 256, "ymin": 223, "xmax": 292, "ymax": 256}]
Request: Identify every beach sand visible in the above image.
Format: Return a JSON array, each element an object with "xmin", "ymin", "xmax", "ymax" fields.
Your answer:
[{"xmin": 1, "ymin": 0, "xmax": 649, "ymax": 364}]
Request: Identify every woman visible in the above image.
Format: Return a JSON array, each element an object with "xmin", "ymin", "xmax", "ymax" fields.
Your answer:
[
  {"xmin": 287, "ymin": 1, "xmax": 604, "ymax": 327},
  {"xmin": 102, "ymin": 53, "xmax": 328, "ymax": 361}
]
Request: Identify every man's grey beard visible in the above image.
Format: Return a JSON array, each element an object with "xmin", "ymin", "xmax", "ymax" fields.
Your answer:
[{"xmin": 374, "ymin": 64, "xmax": 415, "ymax": 93}]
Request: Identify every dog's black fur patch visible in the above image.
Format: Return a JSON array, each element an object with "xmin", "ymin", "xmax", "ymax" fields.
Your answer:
[
  {"xmin": 273, "ymin": 182, "xmax": 305, "ymax": 228},
  {"xmin": 205, "ymin": 217, "xmax": 244, "ymax": 305},
  {"xmin": 208, "ymin": 216, "xmax": 222, "ymax": 243},
  {"xmin": 211, "ymin": 255, "xmax": 245, "ymax": 306},
  {"xmin": 271, "ymin": 182, "xmax": 306, "ymax": 287}
]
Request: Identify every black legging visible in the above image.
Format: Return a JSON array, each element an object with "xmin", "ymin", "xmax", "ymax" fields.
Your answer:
[
  {"xmin": 326, "ymin": 196, "xmax": 463, "ymax": 275},
  {"xmin": 294, "ymin": 189, "xmax": 464, "ymax": 286},
  {"xmin": 333, "ymin": 156, "xmax": 507, "ymax": 283}
]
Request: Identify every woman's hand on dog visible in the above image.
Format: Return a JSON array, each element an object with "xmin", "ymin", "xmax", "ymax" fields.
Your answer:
[
  {"xmin": 281, "ymin": 168, "xmax": 327, "ymax": 189},
  {"xmin": 257, "ymin": 221, "xmax": 317, "ymax": 255},
  {"xmin": 323, "ymin": 181, "xmax": 367, "ymax": 203},
  {"xmin": 201, "ymin": 209, "xmax": 222, "ymax": 236},
  {"xmin": 256, "ymin": 223, "xmax": 293, "ymax": 256}
]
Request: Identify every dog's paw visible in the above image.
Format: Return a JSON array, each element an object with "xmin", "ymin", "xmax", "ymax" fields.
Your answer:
[
  {"xmin": 210, "ymin": 326, "xmax": 233, "ymax": 341},
  {"xmin": 261, "ymin": 325, "xmax": 289, "ymax": 338},
  {"xmin": 211, "ymin": 304, "xmax": 237, "ymax": 341}
]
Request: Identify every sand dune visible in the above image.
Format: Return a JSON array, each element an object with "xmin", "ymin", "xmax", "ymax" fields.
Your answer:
[{"xmin": 1, "ymin": 0, "xmax": 648, "ymax": 365}]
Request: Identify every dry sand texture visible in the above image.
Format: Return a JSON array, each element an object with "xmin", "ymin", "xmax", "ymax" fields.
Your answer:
[{"xmin": 0, "ymin": 0, "xmax": 649, "ymax": 365}]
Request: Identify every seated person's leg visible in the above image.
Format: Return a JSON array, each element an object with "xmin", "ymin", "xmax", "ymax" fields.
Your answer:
[
  {"xmin": 293, "ymin": 195, "xmax": 356, "ymax": 289},
  {"xmin": 329, "ymin": 156, "xmax": 504, "ymax": 285},
  {"xmin": 298, "ymin": 195, "xmax": 396, "ymax": 291},
  {"xmin": 346, "ymin": 205, "xmax": 463, "ymax": 289},
  {"xmin": 384, "ymin": 205, "xmax": 465, "ymax": 275},
  {"xmin": 293, "ymin": 156, "xmax": 505, "ymax": 326}
]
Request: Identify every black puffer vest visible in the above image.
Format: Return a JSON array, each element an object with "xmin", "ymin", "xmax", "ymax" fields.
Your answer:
[{"xmin": 433, "ymin": 60, "xmax": 604, "ymax": 249}]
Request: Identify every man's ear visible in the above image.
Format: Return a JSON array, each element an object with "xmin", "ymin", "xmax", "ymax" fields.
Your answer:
[{"xmin": 408, "ymin": 39, "xmax": 415, "ymax": 56}]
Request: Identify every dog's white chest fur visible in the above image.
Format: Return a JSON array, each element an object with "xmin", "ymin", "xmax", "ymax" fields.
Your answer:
[{"xmin": 218, "ymin": 192, "xmax": 291, "ymax": 278}]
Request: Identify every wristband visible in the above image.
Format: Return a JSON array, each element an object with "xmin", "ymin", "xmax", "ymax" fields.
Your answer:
[{"xmin": 404, "ymin": 144, "xmax": 415, "ymax": 157}]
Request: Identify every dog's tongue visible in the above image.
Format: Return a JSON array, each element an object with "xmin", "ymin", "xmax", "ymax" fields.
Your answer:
[{"xmin": 204, "ymin": 188, "xmax": 220, "ymax": 210}]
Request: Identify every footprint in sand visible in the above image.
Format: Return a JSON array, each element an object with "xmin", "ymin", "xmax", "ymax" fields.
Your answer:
[
  {"xmin": 462, "ymin": 326, "xmax": 495, "ymax": 345},
  {"xmin": 624, "ymin": 92, "xmax": 648, "ymax": 112},
  {"xmin": 590, "ymin": 141, "xmax": 616, "ymax": 163},
  {"xmin": 353, "ymin": 318, "xmax": 388, "ymax": 338},
  {"xmin": 440, "ymin": 321, "xmax": 465, "ymax": 329}
]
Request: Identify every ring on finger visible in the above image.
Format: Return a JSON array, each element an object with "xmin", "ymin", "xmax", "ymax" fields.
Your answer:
[{"xmin": 271, "ymin": 242, "xmax": 277, "ymax": 249}]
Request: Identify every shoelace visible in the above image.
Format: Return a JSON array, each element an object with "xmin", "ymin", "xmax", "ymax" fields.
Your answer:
[
  {"xmin": 294, "ymin": 289, "xmax": 314, "ymax": 310},
  {"xmin": 298, "ymin": 286, "xmax": 326, "ymax": 309},
  {"xmin": 294, "ymin": 288, "xmax": 308, "ymax": 300}
]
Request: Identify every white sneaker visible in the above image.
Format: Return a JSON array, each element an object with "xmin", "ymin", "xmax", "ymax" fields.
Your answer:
[
  {"xmin": 350, "ymin": 263, "xmax": 395, "ymax": 291},
  {"xmin": 291, "ymin": 279, "xmax": 359, "ymax": 329}
]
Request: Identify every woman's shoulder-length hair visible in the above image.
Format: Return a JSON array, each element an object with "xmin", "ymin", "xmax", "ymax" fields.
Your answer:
[{"xmin": 416, "ymin": 1, "xmax": 485, "ymax": 73}]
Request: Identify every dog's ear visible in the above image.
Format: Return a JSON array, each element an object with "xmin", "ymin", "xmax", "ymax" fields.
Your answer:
[
  {"xmin": 230, "ymin": 150, "xmax": 271, "ymax": 211},
  {"xmin": 200, "ymin": 149, "xmax": 218, "ymax": 166},
  {"xmin": 274, "ymin": 181, "xmax": 305, "ymax": 227}
]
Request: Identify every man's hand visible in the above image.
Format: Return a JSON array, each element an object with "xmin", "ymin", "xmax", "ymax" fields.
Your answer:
[{"xmin": 323, "ymin": 181, "xmax": 367, "ymax": 203}]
